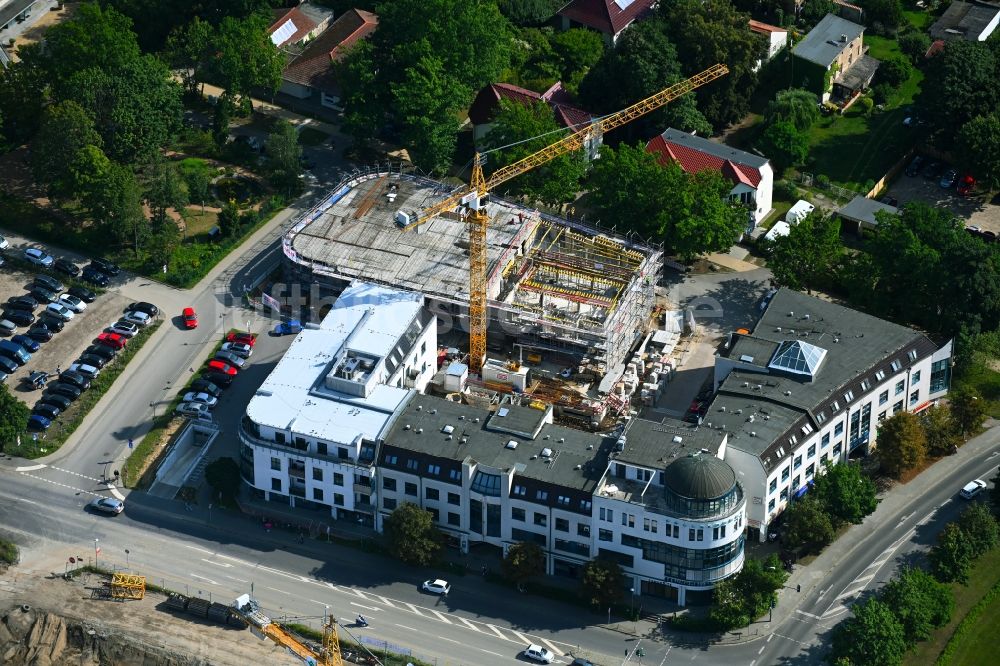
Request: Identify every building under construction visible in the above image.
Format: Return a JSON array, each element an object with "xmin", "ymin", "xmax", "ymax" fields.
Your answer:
[{"xmin": 282, "ymin": 168, "xmax": 662, "ymax": 377}]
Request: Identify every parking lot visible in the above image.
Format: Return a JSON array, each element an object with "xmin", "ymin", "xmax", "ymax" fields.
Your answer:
[
  {"xmin": 885, "ymin": 166, "xmax": 1000, "ymax": 233},
  {"xmin": 0, "ymin": 262, "xmax": 133, "ymax": 405}
]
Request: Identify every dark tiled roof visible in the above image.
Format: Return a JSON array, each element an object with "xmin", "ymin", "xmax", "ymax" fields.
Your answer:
[
  {"xmin": 646, "ymin": 128, "xmax": 766, "ymax": 188},
  {"xmin": 282, "ymin": 9, "xmax": 378, "ymax": 92},
  {"xmin": 930, "ymin": 1, "xmax": 1000, "ymax": 40},
  {"xmin": 557, "ymin": 0, "xmax": 655, "ymax": 36},
  {"xmin": 468, "ymin": 81, "xmax": 594, "ymax": 130},
  {"xmin": 269, "ymin": 6, "xmax": 318, "ymax": 48},
  {"xmin": 837, "ymin": 195, "xmax": 898, "ymax": 226}
]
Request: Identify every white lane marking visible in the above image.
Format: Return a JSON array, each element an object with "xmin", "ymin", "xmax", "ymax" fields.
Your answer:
[
  {"xmin": 223, "ymin": 575, "xmax": 249, "ymax": 583},
  {"xmin": 264, "ymin": 586, "xmax": 291, "ymax": 595},
  {"xmin": 480, "ymin": 650, "xmax": 505, "ymax": 658},
  {"xmin": 758, "ymin": 646, "xmax": 766, "ymax": 655},
  {"xmin": 16, "ymin": 498, "xmax": 38, "ymax": 505},
  {"xmin": 512, "ymin": 630, "xmax": 531, "ymax": 644},
  {"xmin": 487, "ymin": 624, "xmax": 507, "ymax": 639},
  {"xmin": 201, "ymin": 559, "xmax": 232, "ymax": 568},
  {"xmin": 15, "ymin": 464, "xmax": 46, "ymax": 472},
  {"xmin": 749, "ymin": 661, "xmax": 756, "ymax": 666},
  {"xmin": 458, "ymin": 617, "xmax": 482, "ymax": 632},
  {"xmin": 767, "ymin": 633, "xmax": 775, "ymax": 643},
  {"xmin": 404, "ymin": 602, "xmax": 424, "ymax": 616},
  {"xmin": 17, "ymin": 472, "xmax": 104, "ymax": 498},
  {"xmin": 190, "ymin": 574, "xmax": 217, "ymax": 585},
  {"xmin": 49, "ymin": 465, "xmax": 103, "ymax": 482},
  {"xmin": 437, "ymin": 636, "xmax": 461, "ymax": 644},
  {"xmin": 108, "ymin": 485, "xmax": 126, "ymax": 501},
  {"xmin": 308, "ymin": 599, "xmax": 328, "ymax": 606},
  {"xmin": 395, "ymin": 624, "xmax": 417, "ymax": 631},
  {"xmin": 429, "ymin": 609, "xmax": 452, "ymax": 624},
  {"xmin": 182, "ymin": 545, "xmax": 216, "ymax": 555},
  {"xmin": 377, "ymin": 595, "xmax": 395, "ymax": 607},
  {"xmin": 350, "ymin": 602, "xmax": 381, "ymax": 612},
  {"xmin": 539, "ymin": 638, "xmax": 563, "ymax": 656},
  {"xmin": 350, "ymin": 588, "xmax": 368, "ymax": 599}
]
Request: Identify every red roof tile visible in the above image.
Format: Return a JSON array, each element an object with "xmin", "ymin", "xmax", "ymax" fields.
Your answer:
[
  {"xmin": 646, "ymin": 133, "xmax": 763, "ymax": 188},
  {"xmin": 468, "ymin": 82, "xmax": 594, "ymax": 129},
  {"xmin": 282, "ymin": 9, "xmax": 378, "ymax": 92},
  {"xmin": 269, "ymin": 6, "xmax": 319, "ymax": 48},
  {"xmin": 748, "ymin": 19, "xmax": 787, "ymax": 35},
  {"xmin": 557, "ymin": 0, "xmax": 655, "ymax": 36}
]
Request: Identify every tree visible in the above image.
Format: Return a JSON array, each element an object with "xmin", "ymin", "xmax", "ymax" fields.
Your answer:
[
  {"xmin": 812, "ymin": 461, "xmax": 879, "ymax": 526},
  {"xmin": 759, "ymin": 120, "xmax": 809, "ymax": 173},
  {"xmin": 212, "ymin": 14, "xmax": 284, "ymax": 108},
  {"xmin": 146, "ymin": 217, "xmax": 182, "ymax": 268},
  {"xmin": 549, "ymin": 28, "xmax": 604, "ymax": 91},
  {"xmin": 165, "ymin": 17, "xmax": 215, "ymax": 96},
  {"xmin": 580, "ymin": 558, "xmax": 625, "ymax": 608},
  {"xmin": 0, "ymin": 48, "xmax": 47, "ymax": 146},
  {"xmin": 710, "ymin": 554, "xmax": 787, "ymax": 629},
  {"xmin": 876, "ymin": 56, "xmax": 912, "ymax": 90},
  {"xmin": 184, "ymin": 167, "xmax": 211, "ymax": 212},
  {"xmin": 482, "ymin": 99, "xmax": 586, "ymax": 205},
  {"xmin": 801, "ymin": 0, "xmax": 837, "ymax": 25},
  {"xmin": 765, "ymin": 89, "xmax": 821, "ymax": 132},
  {"xmin": 829, "ymin": 598, "xmax": 908, "ymax": 666},
  {"xmin": 763, "ymin": 212, "xmax": 841, "ymax": 294},
  {"xmin": 921, "ymin": 405, "xmax": 960, "ymax": 457},
  {"xmin": 957, "ymin": 503, "xmax": 999, "ymax": 558},
  {"xmin": 39, "ymin": 3, "xmax": 141, "ymax": 89},
  {"xmin": 266, "ymin": 120, "xmax": 303, "ymax": 196},
  {"xmin": 929, "ymin": 522, "xmax": 976, "ymax": 583},
  {"xmin": 781, "ymin": 496, "xmax": 835, "ymax": 553},
  {"xmin": 30, "ymin": 100, "xmax": 102, "ymax": 201},
  {"xmin": 144, "ymin": 160, "xmax": 188, "ymax": 226},
  {"xmin": 497, "ymin": 0, "xmax": 563, "ymax": 26},
  {"xmin": 993, "ymin": 467, "xmax": 1000, "ymax": 513},
  {"xmin": 501, "ymin": 542, "xmax": 545, "ymax": 584},
  {"xmin": 102, "ymin": 0, "xmax": 275, "ymax": 53},
  {"xmin": 920, "ymin": 40, "xmax": 999, "ymax": 144},
  {"xmin": 899, "ymin": 32, "xmax": 931, "ymax": 64},
  {"xmin": 879, "ymin": 567, "xmax": 953, "ymax": 643},
  {"xmin": 658, "ymin": 0, "xmax": 764, "ymax": 128},
  {"xmin": 0, "ymin": 384, "xmax": 30, "ymax": 453},
  {"xmin": 861, "ymin": 0, "xmax": 904, "ymax": 31},
  {"xmin": 875, "ymin": 411, "xmax": 927, "ymax": 478},
  {"xmin": 957, "ymin": 112, "xmax": 1000, "ymax": 191},
  {"xmin": 204, "ymin": 457, "xmax": 241, "ymax": 505},
  {"xmin": 950, "ymin": 386, "xmax": 987, "ymax": 435},
  {"xmin": 383, "ymin": 502, "xmax": 442, "ymax": 566},
  {"xmin": 96, "ymin": 164, "xmax": 149, "ymax": 254},
  {"xmin": 671, "ymin": 169, "xmax": 748, "ymax": 261},
  {"xmin": 217, "ymin": 200, "xmax": 241, "ymax": 238}
]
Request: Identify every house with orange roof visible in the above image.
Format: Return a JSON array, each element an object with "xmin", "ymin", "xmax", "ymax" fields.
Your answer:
[
  {"xmin": 556, "ymin": 0, "xmax": 655, "ymax": 43},
  {"xmin": 749, "ymin": 19, "xmax": 788, "ymax": 70},
  {"xmin": 468, "ymin": 80, "xmax": 596, "ymax": 148},
  {"xmin": 646, "ymin": 128, "xmax": 774, "ymax": 228}
]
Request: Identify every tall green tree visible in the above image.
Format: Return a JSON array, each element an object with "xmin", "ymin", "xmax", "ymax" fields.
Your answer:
[
  {"xmin": 483, "ymin": 99, "xmax": 586, "ymax": 205},
  {"xmin": 501, "ymin": 542, "xmax": 545, "ymax": 584},
  {"xmin": 957, "ymin": 503, "xmax": 999, "ymax": 558},
  {"xmin": 266, "ymin": 120, "xmax": 303, "ymax": 196},
  {"xmin": 497, "ymin": 0, "xmax": 563, "ymax": 26},
  {"xmin": 383, "ymin": 502, "xmax": 442, "ymax": 566},
  {"xmin": 710, "ymin": 554, "xmax": 787, "ymax": 629},
  {"xmin": 144, "ymin": 159, "xmax": 188, "ymax": 226},
  {"xmin": 0, "ymin": 47, "xmax": 48, "ymax": 146},
  {"xmin": 879, "ymin": 567, "xmax": 953, "ymax": 643},
  {"xmin": 0, "ymin": 385, "xmax": 30, "ymax": 453},
  {"xmin": 30, "ymin": 101, "xmax": 102, "ymax": 201},
  {"xmin": 165, "ymin": 17, "xmax": 216, "ymax": 96},
  {"xmin": 580, "ymin": 558, "xmax": 625, "ymax": 608},
  {"xmin": 213, "ymin": 14, "xmax": 285, "ymax": 108},
  {"xmin": 101, "ymin": 0, "xmax": 275, "ymax": 52},
  {"xmin": 829, "ymin": 598, "xmax": 908, "ymax": 666},
  {"xmin": 875, "ymin": 411, "xmax": 928, "ymax": 479},
  {"xmin": 899, "ymin": 32, "xmax": 931, "ymax": 64},
  {"xmin": 763, "ymin": 212, "xmax": 841, "ymax": 294},
  {"xmin": 204, "ymin": 457, "xmax": 241, "ymax": 505},
  {"xmin": 549, "ymin": 28, "xmax": 605, "ymax": 92},
  {"xmin": 929, "ymin": 522, "xmax": 976, "ymax": 584},
  {"xmin": 920, "ymin": 405, "xmax": 960, "ymax": 457},
  {"xmin": 41, "ymin": 3, "xmax": 141, "ymax": 89},
  {"xmin": 812, "ymin": 461, "xmax": 879, "ymax": 526},
  {"xmin": 95, "ymin": 164, "xmax": 148, "ymax": 253},
  {"xmin": 957, "ymin": 112, "xmax": 1000, "ymax": 192},
  {"xmin": 185, "ymin": 167, "xmax": 212, "ymax": 212},
  {"xmin": 950, "ymin": 386, "xmax": 988, "ymax": 435},
  {"xmin": 780, "ymin": 496, "xmax": 834, "ymax": 553},
  {"xmin": 764, "ymin": 88, "xmax": 821, "ymax": 132},
  {"xmin": 861, "ymin": 0, "xmax": 904, "ymax": 31},
  {"xmin": 672, "ymin": 169, "xmax": 748, "ymax": 261},
  {"xmin": 759, "ymin": 120, "xmax": 809, "ymax": 173},
  {"xmin": 920, "ymin": 40, "xmax": 999, "ymax": 144},
  {"xmin": 876, "ymin": 56, "xmax": 912, "ymax": 89}
]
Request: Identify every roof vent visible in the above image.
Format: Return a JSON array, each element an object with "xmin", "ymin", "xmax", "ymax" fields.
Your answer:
[
  {"xmin": 446, "ymin": 435, "xmax": 453, "ymax": 441},
  {"xmin": 788, "ymin": 311, "xmax": 794, "ymax": 317},
  {"xmin": 431, "ymin": 409, "xmax": 438, "ymax": 415},
  {"xmin": 748, "ymin": 415, "xmax": 755, "ymax": 423},
  {"xmin": 833, "ymin": 338, "xmax": 839, "ymax": 343},
  {"xmin": 764, "ymin": 415, "xmax": 770, "ymax": 420},
  {"xmin": 416, "ymin": 405, "xmax": 422, "ymax": 411},
  {"xmin": 442, "ymin": 425, "xmax": 455, "ymax": 434},
  {"xmin": 756, "ymin": 384, "xmax": 763, "ymax": 390},
  {"xmin": 544, "ymin": 434, "xmax": 550, "ymax": 440},
  {"xmin": 804, "ymin": 314, "xmax": 810, "ymax": 320},
  {"xmin": 461, "ymin": 437, "xmax": 469, "ymax": 444},
  {"xmin": 474, "ymin": 417, "xmax": 480, "ymax": 423},
  {"xmin": 416, "ymin": 428, "xmax": 423, "ymax": 434},
  {"xmin": 735, "ymin": 409, "xmax": 742, "ymax": 415},
  {"xmin": 541, "ymin": 447, "xmax": 553, "ymax": 457},
  {"xmin": 784, "ymin": 390, "xmax": 792, "ymax": 396},
  {"xmin": 459, "ymin": 415, "xmax": 465, "ymax": 420},
  {"xmin": 789, "ymin": 329, "xmax": 795, "ymax": 334},
  {"xmin": 720, "ymin": 406, "xmax": 727, "ymax": 412},
  {"xmin": 840, "ymin": 33, "xmax": 847, "ymax": 42},
  {"xmin": 750, "ymin": 431, "xmax": 756, "ymax": 437},
  {"xmin": 404, "ymin": 424, "xmax": 411, "ymax": 430},
  {"xmin": 742, "ymin": 381, "xmax": 749, "ymax": 387},
  {"xmin": 559, "ymin": 438, "xmax": 565, "ymax": 443},
  {"xmin": 506, "ymin": 440, "xmax": 518, "ymax": 450},
  {"xmin": 587, "ymin": 444, "xmax": 594, "ymax": 450},
  {"xmin": 776, "ymin": 327, "xmax": 782, "ymax": 332},
  {"xmin": 672, "ymin": 436, "xmax": 683, "ymax": 444},
  {"xmin": 575, "ymin": 464, "xmax": 582, "ymax": 470}
]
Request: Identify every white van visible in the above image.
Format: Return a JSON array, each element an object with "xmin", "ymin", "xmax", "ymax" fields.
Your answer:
[{"xmin": 786, "ymin": 200, "xmax": 816, "ymax": 225}]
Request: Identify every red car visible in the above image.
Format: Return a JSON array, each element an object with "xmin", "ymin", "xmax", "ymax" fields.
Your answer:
[
  {"xmin": 96, "ymin": 332, "xmax": 127, "ymax": 350},
  {"xmin": 207, "ymin": 359, "xmax": 238, "ymax": 375},
  {"xmin": 957, "ymin": 174, "xmax": 976, "ymax": 196},
  {"xmin": 226, "ymin": 331, "xmax": 257, "ymax": 347},
  {"xmin": 182, "ymin": 307, "xmax": 198, "ymax": 329}
]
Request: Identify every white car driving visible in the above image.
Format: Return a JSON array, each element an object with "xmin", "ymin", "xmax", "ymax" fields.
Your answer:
[
  {"xmin": 524, "ymin": 645, "xmax": 554, "ymax": 664},
  {"xmin": 421, "ymin": 579, "xmax": 451, "ymax": 595}
]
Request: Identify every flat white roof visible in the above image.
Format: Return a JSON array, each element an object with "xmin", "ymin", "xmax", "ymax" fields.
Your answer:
[{"xmin": 246, "ymin": 282, "xmax": 418, "ymax": 444}]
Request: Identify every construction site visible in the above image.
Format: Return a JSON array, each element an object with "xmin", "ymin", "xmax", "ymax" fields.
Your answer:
[{"xmin": 283, "ymin": 169, "xmax": 662, "ymax": 383}]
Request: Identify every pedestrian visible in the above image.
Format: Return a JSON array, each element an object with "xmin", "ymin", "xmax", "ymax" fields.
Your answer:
[
  {"xmin": 56, "ymin": 364, "xmax": 60, "ymax": 375},
  {"xmin": 298, "ymin": 532, "xmax": 304, "ymax": 544},
  {"xmin": 264, "ymin": 521, "xmax": 272, "ymax": 532}
]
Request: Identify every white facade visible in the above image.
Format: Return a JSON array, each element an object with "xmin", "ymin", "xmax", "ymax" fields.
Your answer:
[
  {"xmin": 747, "ymin": 163, "xmax": 774, "ymax": 227},
  {"xmin": 239, "ymin": 282, "xmax": 438, "ymax": 521}
]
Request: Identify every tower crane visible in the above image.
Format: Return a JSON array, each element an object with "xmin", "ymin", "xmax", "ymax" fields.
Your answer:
[
  {"xmin": 232, "ymin": 593, "xmax": 345, "ymax": 666},
  {"xmin": 397, "ymin": 63, "xmax": 729, "ymax": 374}
]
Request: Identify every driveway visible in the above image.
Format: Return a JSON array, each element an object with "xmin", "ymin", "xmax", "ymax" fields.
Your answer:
[{"xmin": 884, "ymin": 168, "xmax": 1000, "ymax": 232}]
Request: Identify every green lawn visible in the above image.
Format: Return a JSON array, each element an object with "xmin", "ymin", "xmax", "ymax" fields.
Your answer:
[
  {"xmin": 180, "ymin": 207, "xmax": 219, "ymax": 237},
  {"xmin": 946, "ymin": 585, "xmax": 1000, "ymax": 666}
]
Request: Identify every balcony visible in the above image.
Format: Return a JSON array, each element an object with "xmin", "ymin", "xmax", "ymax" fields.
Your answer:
[{"xmin": 662, "ymin": 550, "xmax": 745, "ymax": 589}]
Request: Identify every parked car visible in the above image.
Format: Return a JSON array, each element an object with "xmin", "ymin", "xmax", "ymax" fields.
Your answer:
[
  {"xmin": 109, "ymin": 321, "xmax": 139, "ymax": 338},
  {"xmin": 84, "ymin": 344, "xmax": 116, "ymax": 361},
  {"xmin": 33, "ymin": 403, "xmax": 60, "ymax": 420},
  {"xmin": 523, "ymin": 645, "xmax": 554, "ymax": 664},
  {"xmin": 96, "ymin": 332, "xmax": 127, "ymax": 349},
  {"xmin": 40, "ymin": 393, "xmax": 72, "ymax": 412},
  {"xmin": 0, "ymin": 234, "xmax": 8, "ymax": 250},
  {"xmin": 3, "ymin": 310, "xmax": 35, "ymax": 327},
  {"xmin": 957, "ymin": 174, "xmax": 976, "ymax": 196},
  {"xmin": 25, "ymin": 370, "xmax": 48, "ymax": 389},
  {"xmin": 905, "ymin": 155, "xmax": 925, "ymax": 177},
  {"xmin": 29, "ymin": 287, "xmax": 58, "ymax": 304},
  {"xmin": 53, "ymin": 258, "xmax": 80, "ymax": 277},
  {"xmin": 23, "ymin": 247, "xmax": 54, "ymax": 267},
  {"xmin": 27, "ymin": 324, "xmax": 53, "ymax": 342},
  {"xmin": 190, "ymin": 378, "xmax": 223, "ymax": 397},
  {"xmin": 879, "ymin": 195, "xmax": 898, "ymax": 207},
  {"xmin": 176, "ymin": 402, "xmax": 212, "ymax": 419},
  {"xmin": 182, "ymin": 391, "xmax": 218, "ymax": 408},
  {"xmin": 0, "ymin": 320, "xmax": 15, "ymax": 336},
  {"xmin": 45, "ymin": 303, "xmax": 75, "ymax": 321},
  {"xmin": 11, "ymin": 334, "xmax": 40, "ymax": 353},
  {"xmin": 68, "ymin": 362, "xmax": 100, "ymax": 379},
  {"xmin": 421, "ymin": 579, "xmax": 451, "ymax": 595},
  {"xmin": 68, "ymin": 285, "xmax": 96, "ymax": 303},
  {"xmin": 960, "ymin": 479, "xmax": 987, "ymax": 499},
  {"xmin": 214, "ymin": 350, "xmax": 246, "ymax": 368},
  {"xmin": 273, "ymin": 320, "xmax": 302, "ymax": 336},
  {"xmin": 922, "ymin": 160, "xmax": 945, "ymax": 180},
  {"xmin": 81, "ymin": 266, "xmax": 110, "ymax": 286},
  {"xmin": 182, "ymin": 307, "xmax": 198, "ymax": 329},
  {"xmin": 78, "ymin": 353, "xmax": 108, "ymax": 369},
  {"xmin": 34, "ymin": 275, "xmax": 64, "ymax": 293},
  {"xmin": 7, "ymin": 295, "xmax": 38, "ymax": 312},
  {"xmin": 90, "ymin": 257, "xmax": 121, "ymax": 276},
  {"xmin": 122, "ymin": 310, "xmax": 151, "ymax": 327},
  {"xmin": 59, "ymin": 370, "xmax": 91, "ymax": 390},
  {"xmin": 939, "ymin": 168, "xmax": 959, "ymax": 189},
  {"xmin": 89, "ymin": 497, "xmax": 124, "ymax": 515},
  {"xmin": 221, "ymin": 342, "xmax": 252, "ymax": 359},
  {"xmin": 38, "ymin": 314, "xmax": 64, "ymax": 331},
  {"xmin": 27, "ymin": 414, "xmax": 51, "ymax": 431},
  {"xmin": 202, "ymin": 370, "xmax": 234, "ymax": 387},
  {"xmin": 47, "ymin": 382, "xmax": 81, "ymax": 400},
  {"xmin": 226, "ymin": 331, "xmax": 257, "ymax": 346},
  {"xmin": 58, "ymin": 294, "xmax": 87, "ymax": 312},
  {"xmin": 207, "ymin": 359, "xmax": 238, "ymax": 375},
  {"xmin": 0, "ymin": 340, "xmax": 30, "ymax": 365},
  {"xmin": 0, "ymin": 355, "xmax": 18, "ymax": 373},
  {"xmin": 126, "ymin": 301, "xmax": 159, "ymax": 317}
]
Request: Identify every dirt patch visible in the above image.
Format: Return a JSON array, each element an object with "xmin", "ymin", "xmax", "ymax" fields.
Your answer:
[{"xmin": 6, "ymin": 4, "xmax": 77, "ymax": 63}]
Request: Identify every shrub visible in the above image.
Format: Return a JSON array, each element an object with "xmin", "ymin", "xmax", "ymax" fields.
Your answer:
[
  {"xmin": 816, "ymin": 174, "xmax": 831, "ymax": 189},
  {"xmin": 774, "ymin": 179, "xmax": 799, "ymax": 201}
]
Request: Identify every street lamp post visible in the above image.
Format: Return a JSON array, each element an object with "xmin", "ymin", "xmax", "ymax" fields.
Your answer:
[
  {"xmin": 630, "ymin": 587, "xmax": 636, "ymax": 632},
  {"xmin": 94, "ymin": 539, "xmax": 99, "ymax": 568},
  {"xmin": 150, "ymin": 401, "xmax": 156, "ymax": 418},
  {"xmin": 125, "ymin": 549, "xmax": 130, "ymax": 569}
]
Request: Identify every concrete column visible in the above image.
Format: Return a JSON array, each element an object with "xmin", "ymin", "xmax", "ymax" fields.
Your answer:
[{"xmin": 677, "ymin": 587, "xmax": 687, "ymax": 607}]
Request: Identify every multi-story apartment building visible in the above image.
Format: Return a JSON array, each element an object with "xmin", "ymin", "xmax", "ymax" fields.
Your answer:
[{"xmin": 238, "ymin": 282, "xmax": 437, "ymax": 525}]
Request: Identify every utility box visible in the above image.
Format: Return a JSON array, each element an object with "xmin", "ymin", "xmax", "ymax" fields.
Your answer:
[
  {"xmin": 482, "ymin": 358, "xmax": 530, "ymax": 391},
  {"xmin": 444, "ymin": 362, "xmax": 468, "ymax": 392}
]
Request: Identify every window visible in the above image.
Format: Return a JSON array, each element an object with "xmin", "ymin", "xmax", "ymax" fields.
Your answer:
[
  {"xmin": 878, "ymin": 410, "xmax": 887, "ymax": 422},
  {"xmin": 891, "ymin": 359, "xmax": 902, "ymax": 372},
  {"xmin": 689, "ymin": 528, "xmax": 696, "ymax": 541},
  {"xmin": 275, "ymin": 432, "xmax": 285, "ymax": 445},
  {"xmin": 271, "ymin": 478, "xmax": 281, "ymax": 491},
  {"xmin": 384, "ymin": 497, "xmax": 397, "ymax": 510},
  {"xmin": 792, "ymin": 475, "xmax": 800, "ymax": 489},
  {"xmin": 405, "ymin": 482, "xmax": 417, "ymax": 496},
  {"xmin": 769, "ymin": 478, "xmax": 777, "ymax": 493},
  {"xmin": 536, "ymin": 490, "xmax": 548, "ymax": 501},
  {"xmin": 448, "ymin": 492, "xmax": 460, "ymax": 506},
  {"xmin": 333, "ymin": 472, "xmax": 344, "ymax": 486},
  {"xmin": 335, "ymin": 447, "xmax": 346, "ymax": 459},
  {"xmin": 806, "ymin": 463, "xmax": 815, "ymax": 477},
  {"xmin": 781, "ymin": 466, "xmax": 790, "ymax": 482},
  {"xmin": 512, "ymin": 507, "xmax": 526, "ymax": 521},
  {"xmin": 793, "ymin": 455, "xmax": 802, "ymax": 470},
  {"xmin": 643, "ymin": 517, "xmax": 658, "ymax": 533},
  {"xmin": 860, "ymin": 379, "xmax": 870, "ymax": 391},
  {"xmin": 780, "ymin": 488, "xmax": 789, "ymax": 501},
  {"xmin": 908, "ymin": 349, "xmax": 918, "ymax": 362},
  {"xmin": 816, "ymin": 411, "xmax": 827, "ymax": 424},
  {"xmin": 768, "ymin": 498, "xmax": 776, "ymax": 511},
  {"xmin": 382, "ymin": 477, "xmax": 397, "ymax": 491},
  {"xmin": 832, "ymin": 400, "xmax": 840, "ymax": 412},
  {"xmin": 808, "ymin": 443, "xmax": 817, "ymax": 458},
  {"xmin": 448, "ymin": 512, "xmax": 460, "ymax": 527},
  {"xmin": 821, "ymin": 453, "xmax": 829, "ymax": 464},
  {"xmin": 557, "ymin": 495, "xmax": 571, "ymax": 507},
  {"xmin": 621, "ymin": 513, "xmax": 635, "ymax": 528},
  {"xmin": 893, "ymin": 400, "xmax": 904, "ymax": 412},
  {"xmin": 406, "ymin": 459, "xmax": 419, "ymax": 471},
  {"xmin": 697, "ymin": 529, "xmax": 704, "ymax": 541},
  {"xmin": 270, "ymin": 457, "xmax": 281, "ymax": 471},
  {"xmin": 512, "ymin": 484, "xmax": 527, "ymax": 497},
  {"xmin": 534, "ymin": 513, "xmax": 547, "ymax": 527},
  {"xmin": 895, "ymin": 380, "xmax": 905, "ymax": 396},
  {"xmin": 334, "ymin": 493, "xmax": 344, "ymax": 506},
  {"xmin": 385, "ymin": 454, "xmax": 398, "ymax": 466},
  {"xmin": 312, "ymin": 468, "xmax": 323, "ymax": 481},
  {"xmin": 317, "ymin": 442, "xmax": 328, "ymax": 456},
  {"xmin": 834, "ymin": 422, "xmax": 844, "ymax": 437},
  {"xmin": 879, "ymin": 390, "xmax": 888, "ymax": 405},
  {"xmin": 876, "ymin": 370, "xmax": 885, "ymax": 381},
  {"xmin": 599, "ymin": 529, "xmax": 613, "ymax": 542},
  {"xmin": 428, "ymin": 508, "xmax": 439, "ymax": 522},
  {"xmin": 600, "ymin": 507, "xmax": 613, "ymax": 522},
  {"xmin": 580, "ymin": 499, "xmax": 592, "ymax": 512},
  {"xmin": 555, "ymin": 518, "xmax": 569, "ymax": 532},
  {"xmin": 312, "ymin": 488, "xmax": 323, "ymax": 501},
  {"xmin": 910, "ymin": 389, "xmax": 919, "ymax": 406},
  {"xmin": 449, "ymin": 469, "xmax": 462, "ymax": 481},
  {"xmin": 713, "ymin": 526, "xmax": 720, "ymax": 540},
  {"xmin": 843, "ymin": 390, "xmax": 854, "ymax": 402},
  {"xmin": 425, "ymin": 487, "xmax": 439, "ymax": 501},
  {"xmin": 833, "ymin": 443, "xmax": 842, "ymax": 458},
  {"xmin": 578, "ymin": 524, "xmax": 591, "ymax": 537}
]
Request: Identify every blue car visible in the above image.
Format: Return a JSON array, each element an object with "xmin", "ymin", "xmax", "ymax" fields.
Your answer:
[
  {"xmin": 273, "ymin": 319, "xmax": 303, "ymax": 336},
  {"xmin": 11, "ymin": 334, "xmax": 41, "ymax": 352},
  {"xmin": 27, "ymin": 414, "xmax": 51, "ymax": 431}
]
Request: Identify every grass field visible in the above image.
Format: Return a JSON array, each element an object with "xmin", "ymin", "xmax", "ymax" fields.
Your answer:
[
  {"xmin": 946, "ymin": 584, "xmax": 1000, "ymax": 666},
  {"xmin": 181, "ymin": 207, "xmax": 219, "ymax": 237}
]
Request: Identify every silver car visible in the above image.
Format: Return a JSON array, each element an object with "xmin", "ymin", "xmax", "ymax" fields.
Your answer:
[
  {"xmin": 89, "ymin": 497, "xmax": 124, "ymax": 515},
  {"xmin": 24, "ymin": 248, "xmax": 54, "ymax": 267}
]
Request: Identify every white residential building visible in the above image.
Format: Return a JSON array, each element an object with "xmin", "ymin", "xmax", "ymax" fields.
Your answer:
[{"xmin": 749, "ymin": 19, "xmax": 789, "ymax": 70}]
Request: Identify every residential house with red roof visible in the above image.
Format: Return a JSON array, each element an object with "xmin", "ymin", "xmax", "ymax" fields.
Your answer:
[
  {"xmin": 278, "ymin": 8, "xmax": 378, "ymax": 109},
  {"xmin": 468, "ymin": 81, "xmax": 596, "ymax": 150},
  {"xmin": 268, "ymin": 2, "xmax": 333, "ymax": 48},
  {"xmin": 646, "ymin": 128, "xmax": 774, "ymax": 228},
  {"xmin": 556, "ymin": 0, "xmax": 655, "ymax": 43}
]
